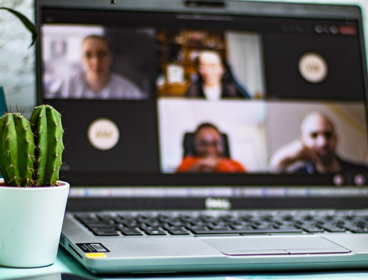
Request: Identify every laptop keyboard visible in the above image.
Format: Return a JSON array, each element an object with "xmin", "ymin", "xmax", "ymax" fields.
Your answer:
[{"xmin": 72, "ymin": 210, "xmax": 368, "ymax": 237}]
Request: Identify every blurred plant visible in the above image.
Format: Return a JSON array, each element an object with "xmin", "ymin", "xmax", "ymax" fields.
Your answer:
[
  {"xmin": 0, "ymin": 7, "xmax": 37, "ymax": 47},
  {"xmin": 1, "ymin": 1, "xmax": 116, "ymax": 47}
]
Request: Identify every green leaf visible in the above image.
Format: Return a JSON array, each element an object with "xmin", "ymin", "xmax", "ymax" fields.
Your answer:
[{"xmin": 0, "ymin": 7, "xmax": 38, "ymax": 47}]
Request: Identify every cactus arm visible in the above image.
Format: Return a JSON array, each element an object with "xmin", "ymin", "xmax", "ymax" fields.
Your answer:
[
  {"xmin": 0, "ymin": 114, "xmax": 21, "ymax": 185},
  {"xmin": 0, "ymin": 113, "xmax": 35, "ymax": 186},
  {"xmin": 13, "ymin": 113, "xmax": 35, "ymax": 186},
  {"xmin": 30, "ymin": 105, "xmax": 64, "ymax": 186},
  {"xmin": 45, "ymin": 106, "xmax": 64, "ymax": 186},
  {"xmin": 0, "ymin": 114, "xmax": 17, "ymax": 185}
]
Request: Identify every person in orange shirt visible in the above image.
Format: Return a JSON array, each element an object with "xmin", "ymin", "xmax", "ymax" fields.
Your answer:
[{"xmin": 176, "ymin": 123, "xmax": 246, "ymax": 173}]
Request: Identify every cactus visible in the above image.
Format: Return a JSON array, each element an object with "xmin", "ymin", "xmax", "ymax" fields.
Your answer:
[{"xmin": 0, "ymin": 105, "xmax": 64, "ymax": 187}]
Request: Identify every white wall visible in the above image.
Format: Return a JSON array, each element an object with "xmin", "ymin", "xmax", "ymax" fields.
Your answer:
[{"xmin": 0, "ymin": 0, "xmax": 35, "ymax": 114}]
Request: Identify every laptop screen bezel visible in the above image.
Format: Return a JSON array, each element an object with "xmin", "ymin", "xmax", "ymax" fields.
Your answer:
[{"xmin": 35, "ymin": 0, "xmax": 368, "ymax": 210}]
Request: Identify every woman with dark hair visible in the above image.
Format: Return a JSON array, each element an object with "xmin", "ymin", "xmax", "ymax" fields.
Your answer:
[{"xmin": 185, "ymin": 49, "xmax": 251, "ymax": 100}]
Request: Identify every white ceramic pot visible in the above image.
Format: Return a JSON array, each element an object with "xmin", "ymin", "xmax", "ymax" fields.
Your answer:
[{"xmin": 0, "ymin": 179, "xmax": 69, "ymax": 268}]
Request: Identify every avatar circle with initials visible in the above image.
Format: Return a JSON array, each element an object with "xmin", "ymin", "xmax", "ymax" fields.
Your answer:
[
  {"xmin": 298, "ymin": 52, "xmax": 328, "ymax": 83},
  {"xmin": 87, "ymin": 118, "xmax": 120, "ymax": 150}
]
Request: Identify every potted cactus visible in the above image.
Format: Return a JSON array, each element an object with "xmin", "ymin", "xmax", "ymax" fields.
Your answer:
[
  {"xmin": 0, "ymin": 7, "xmax": 69, "ymax": 268},
  {"xmin": 0, "ymin": 105, "xmax": 69, "ymax": 268}
]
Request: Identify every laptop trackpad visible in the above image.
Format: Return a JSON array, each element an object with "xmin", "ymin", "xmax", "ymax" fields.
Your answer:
[{"xmin": 201, "ymin": 235, "xmax": 350, "ymax": 256}]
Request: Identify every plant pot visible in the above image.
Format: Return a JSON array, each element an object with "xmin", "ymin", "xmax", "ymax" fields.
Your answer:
[{"xmin": 0, "ymin": 179, "xmax": 69, "ymax": 268}]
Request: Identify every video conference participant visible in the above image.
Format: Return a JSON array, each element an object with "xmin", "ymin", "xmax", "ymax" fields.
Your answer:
[
  {"xmin": 185, "ymin": 49, "xmax": 250, "ymax": 100},
  {"xmin": 52, "ymin": 34, "xmax": 145, "ymax": 99},
  {"xmin": 270, "ymin": 112, "xmax": 368, "ymax": 174},
  {"xmin": 176, "ymin": 122, "xmax": 247, "ymax": 173}
]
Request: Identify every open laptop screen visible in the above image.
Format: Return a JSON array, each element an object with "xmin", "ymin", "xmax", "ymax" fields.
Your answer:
[{"xmin": 36, "ymin": 0, "xmax": 368, "ymax": 194}]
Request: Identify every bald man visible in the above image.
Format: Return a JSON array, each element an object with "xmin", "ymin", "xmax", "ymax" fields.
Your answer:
[{"xmin": 270, "ymin": 112, "xmax": 368, "ymax": 174}]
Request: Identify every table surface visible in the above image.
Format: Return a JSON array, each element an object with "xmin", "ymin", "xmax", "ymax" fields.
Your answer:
[{"xmin": 2, "ymin": 248, "xmax": 368, "ymax": 280}]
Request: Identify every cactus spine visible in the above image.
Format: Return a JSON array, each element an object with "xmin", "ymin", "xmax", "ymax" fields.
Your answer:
[{"xmin": 0, "ymin": 105, "xmax": 63, "ymax": 187}]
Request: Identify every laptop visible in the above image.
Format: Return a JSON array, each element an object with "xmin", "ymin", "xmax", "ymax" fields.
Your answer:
[{"xmin": 35, "ymin": 0, "xmax": 368, "ymax": 274}]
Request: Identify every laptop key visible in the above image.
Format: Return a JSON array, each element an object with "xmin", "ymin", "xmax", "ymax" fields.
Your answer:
[
  {"xmin": 75, "ymin": 216, "xmax": 100, "ymax": 224},
  {"xmin": 281, "ymin": 214, "xmax": 294, "ymax": 221},
  {"xmin": 273, "ymin": 226, "xmax": 303, "ymax": 233},
  {"xmin": 123, "ymin": 221, "xmax": 141, "ymax": 228},
  {"xmin": 167, "ymin": 229, "xmax": 190, "ymax": 235},
  {"xmin": 298, "ymin": 225, "xmax": 324, "ymax": 233},
  {"xmin": 144, "ymin": 229, "xmax": 167, "ymax": 235},
  {"xmin": 83, "ymin": 222, "xmax": 112, "ymax": 227},
  {"xmin": 84, "ymin": 220, "xmax": 115, "ymax": 226},
  {"xmin": 140, "ymin": 226, "xmax": 167, "ymax": 235},
  {"xmin": 253, "ymin": 226, "xmax": 275, "ymax": 231},
  {"xmin": 302, "ymin": 214, "xmax": 314, "ymax": 221},
  {"xmin": 86, "ymin": 225, "xmax": 116, "ymax": 233},
  {"xmin": 96, "ymin": 214, "xmax": 114, "ymax": 221},
  {"xmin": 143, "ymin": 221, "xmax": 162, "ymax": 227},
  {"xmin": 230, "ymin": 224, "xmax": 254, "ymax": 230},
  {"xmin": 319, "ymin": 225, "xmax": 346, "ymax": 233},
  {"xmin": 167, "ymin": 219, "xmax": 184, "ymax": 227},
  {"xmin": 344, "ymin": 226, "xmax": 368, "ymax": 233},
  {"xmin": 189, "ymin": 220, "xmax": 209, "ymax": 227},
  {"xmin": 92, "ymin": 230, "xmax": 120, "ymax": 236},
  {"xmin": 186, "ymin": 226, "xmax": 208, "ymax": 232},
  {"xmin": 120, "ymin": 229, "xmax": 144, "ymax": 236},
  {"xmin": 208, "ymin": 226, "xmax": 231, "ymax": 231}
]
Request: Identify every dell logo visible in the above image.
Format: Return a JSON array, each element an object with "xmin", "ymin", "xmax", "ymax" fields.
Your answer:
[{"xmin": 205, "ymin": 198, "xmax": 231, "ymax": 210}]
